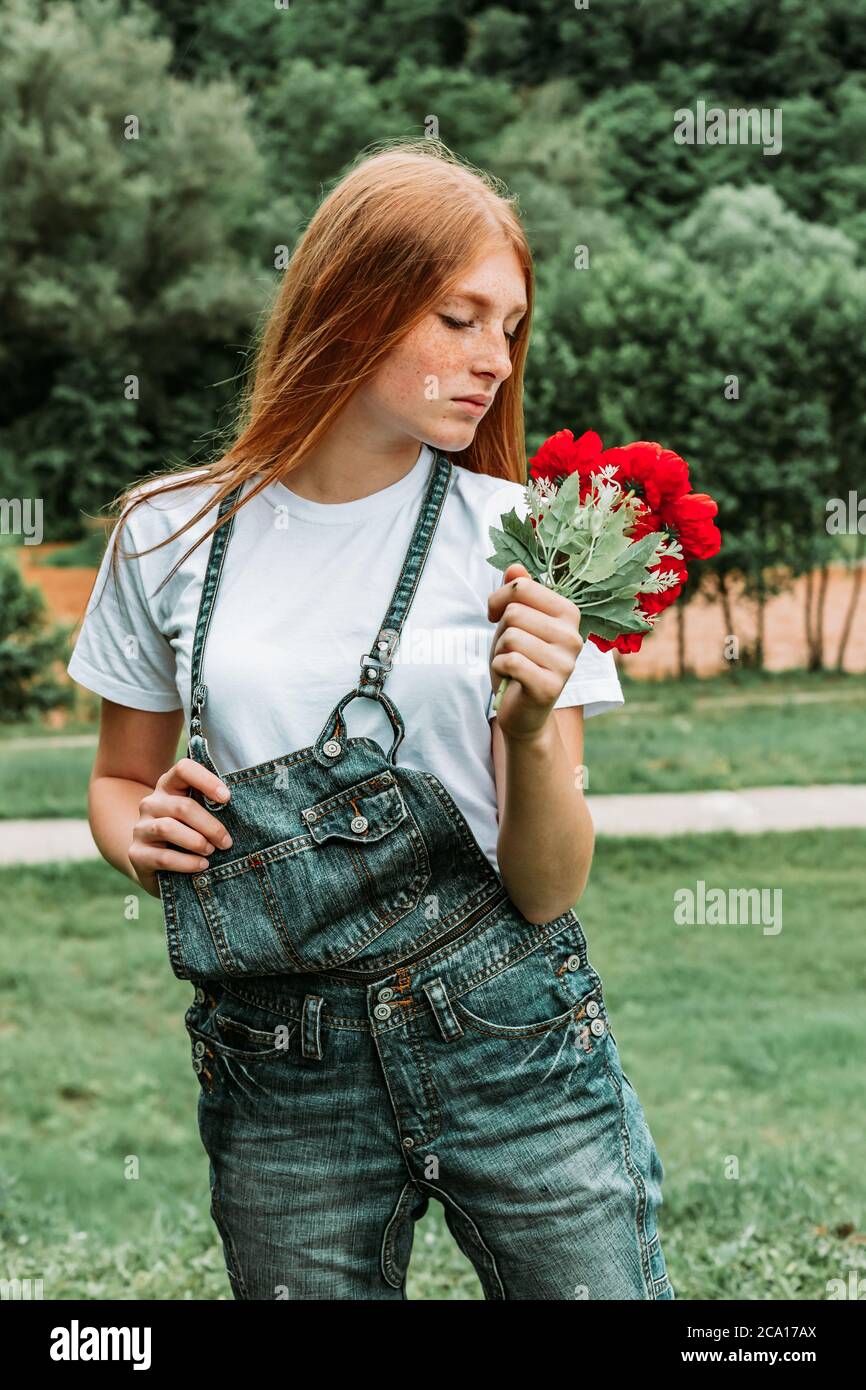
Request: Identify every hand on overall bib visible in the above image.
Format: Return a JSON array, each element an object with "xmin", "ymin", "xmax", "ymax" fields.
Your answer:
[{"xmin": 487, "ymin": 562, "xmax": 584, "ymax": 740}]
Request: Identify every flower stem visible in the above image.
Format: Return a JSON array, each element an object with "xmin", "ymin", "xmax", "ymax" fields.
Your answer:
[{"xmin": 492, "ymin": 675, "xmax": 510, "ymax": 712}]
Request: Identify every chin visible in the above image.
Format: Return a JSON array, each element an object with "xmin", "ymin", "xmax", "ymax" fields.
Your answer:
[{"xmin": 420, "ymin": 423, "xmax": 478, "ymax": 454}]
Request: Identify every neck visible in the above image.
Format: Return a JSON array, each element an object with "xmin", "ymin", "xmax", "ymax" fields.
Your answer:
[{"xmin": 277, "ymin": 413, "xmax": 425, "ymax": 504}]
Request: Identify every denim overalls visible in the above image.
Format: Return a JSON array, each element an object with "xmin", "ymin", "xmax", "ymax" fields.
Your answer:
[{"xmin": 158, "ymin": 448, "xmax": 675, "ymax": 1300}]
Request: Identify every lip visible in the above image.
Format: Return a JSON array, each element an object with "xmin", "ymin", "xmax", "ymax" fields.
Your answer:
[{"xmin": 452, "ymin": 396, "xmax": 491, "ymax": 417}]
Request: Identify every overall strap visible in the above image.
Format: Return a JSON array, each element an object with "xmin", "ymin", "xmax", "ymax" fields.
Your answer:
[
  {"xmin": 188, "ymin": 480, "xmax": 245, "ymax": 740},
  {"xmin": 313, "ymin": 448, "xmax": 453, "ymax": 768},
  {"xmin": 354, "ymin": 447, "xmax": 453, "ymax": 699}
]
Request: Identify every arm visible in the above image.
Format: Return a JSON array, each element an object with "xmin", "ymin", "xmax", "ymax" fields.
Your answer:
[
  {"xmin": 491, "ymin": 706, "xmax": 594, "ymax": 924},
  {"xmin": 89, "ymin": 698, "xmax": 233, "ymax": 898},
  {"xmin": 487, "ymin": 562, "xmax": 595, "ymax": 924}
]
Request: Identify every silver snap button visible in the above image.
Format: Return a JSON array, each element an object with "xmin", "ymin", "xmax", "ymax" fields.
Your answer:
[
  {"xmin": 402, "ymin": 1136, "xmax": 414, "ymax": 1149},
  {"xmin": 193, "ymin": 875, "xmax": 208, "ymax": 888},
  {"xmin": 374, "ymin": 1003, "xmax": 392, "ymax": 1021},
  {"xmin": 192, "ymin": 1058, "xmax": 203, "ymax": 1073},
  {"xmin": 585, "ymin": 999, "xmax": 600, "ymax": 1018},
  {"xmin": 194, "ymin": 986, "xmax": 206, "ymax": 1003},
  {"xmin": 565, "ymin": 953, "xmax": 581, "ymax": 972},
  {"xmin": 323, "ymin": 739, "xmax": 342, "ymax": 757},
  {"xmin": 590, "ymin": 1017, "xmax": 606, "ymax": 1036},
  {"xmin": 377, "ymin": 987, "xmax": 394, "ymax": 1002},
  {"xmin": 366, "ymin": 667, "xmax": 378, "ymax": 680},
  {"xmin": 303, "ymin": 809, "xmax": 317, "ymax": 823},
  {"xmin": 193, "ymin": 1040, "xmax": 206, "ymax": 1056},
  {"xmin": 350, "ymin": 815, "xmax": 368, "ymax": 834}
]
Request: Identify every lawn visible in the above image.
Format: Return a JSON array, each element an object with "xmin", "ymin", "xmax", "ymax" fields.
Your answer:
[
  {"xmin": 1, "ymin": 829, "xmax": 863, "ymax": 1299},
  {"xmin": 1, "ymin": 670, "xmax": 865, "ymax": 819}
]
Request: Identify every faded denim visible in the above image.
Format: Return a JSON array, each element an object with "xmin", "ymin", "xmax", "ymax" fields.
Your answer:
[{"xmin": 158, "ymin": 448, "xmax": 675, "ymax": 1300}]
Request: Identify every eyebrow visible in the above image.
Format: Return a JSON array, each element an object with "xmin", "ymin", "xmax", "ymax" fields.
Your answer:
[{"xmin": 445, "ymin": 289, "xmax": 528, "ymax": 317}]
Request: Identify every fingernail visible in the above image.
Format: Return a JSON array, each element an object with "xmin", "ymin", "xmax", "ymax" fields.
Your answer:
[
  {"xmin": 222, "ymin": 835, "xmax": 233, "ymax": 848},
  {"xmin": 216, "ymin": 783, "xmax": 230, "ymax": 799}
]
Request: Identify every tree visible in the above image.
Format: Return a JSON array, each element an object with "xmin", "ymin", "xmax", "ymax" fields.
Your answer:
[
  {"xmin": 674, "ymin": 185, "xmax": 866, "ymax": 669},
  {"xmin": 0, "ymin": 0, "xmax": 281, "ymax": 535},
  {"xmin": 0, "ymin": 551, "xmax": 74, "ymax": 721}
]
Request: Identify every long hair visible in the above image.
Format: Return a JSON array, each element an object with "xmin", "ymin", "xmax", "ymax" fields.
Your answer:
[{"xmin": 103, "ymin": 136, "xmax": 534, "ymax": 592}]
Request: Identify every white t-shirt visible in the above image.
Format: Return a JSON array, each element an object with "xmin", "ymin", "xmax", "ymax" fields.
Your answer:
[{"xmin": 67, "ymin": 443, "xmax": 624, "ymax": 876}]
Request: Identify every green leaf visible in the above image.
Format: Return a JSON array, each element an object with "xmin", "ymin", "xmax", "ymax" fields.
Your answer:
[
  {"xmin": 536, "ymin": 471, "xmax": 583, "ymax": 549},
  {"xmin": 580, "ymin": 607, "xmax": 652, "ymax": 640},
  {"xmin": 486, "ymin": 510, "xmax": 542, "ymax": 574}
]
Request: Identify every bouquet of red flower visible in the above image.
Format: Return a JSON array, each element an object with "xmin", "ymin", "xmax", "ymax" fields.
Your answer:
[{"xmin": 487, "ymin": 429, "xmax": 721, "ymax": 710}]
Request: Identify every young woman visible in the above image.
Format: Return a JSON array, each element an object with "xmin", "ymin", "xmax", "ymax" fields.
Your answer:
[{"xmin": 68, "ymin": 140, "xmax": 674, "ymax": 1301}]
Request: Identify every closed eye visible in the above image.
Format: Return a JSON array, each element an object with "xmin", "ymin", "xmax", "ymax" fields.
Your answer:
[{"xmin": 440, "ymin": 313, "xmax": 518, "ymax": 344}]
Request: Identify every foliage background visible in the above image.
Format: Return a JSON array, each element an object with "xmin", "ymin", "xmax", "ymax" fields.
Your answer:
[{"xmin": 2, "ymin": 0, "xmax": 864, "ymax": 639}]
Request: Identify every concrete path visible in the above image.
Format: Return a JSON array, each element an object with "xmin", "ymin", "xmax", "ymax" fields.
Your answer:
[
  {"xmin": 587, "ymin": 783, "xmax": 866, "ymax": 836},
  {"xmin": 1, "ymin": 784, "xmax": 865, "ymax": 864},
  {"xmin": 0, "ymin": 819, "xmax": 104, "ymax": 864}
]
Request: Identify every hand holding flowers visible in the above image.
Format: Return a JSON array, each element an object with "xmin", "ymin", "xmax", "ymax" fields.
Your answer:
[
  {"xmin": 487, "ymin": 430, "xmax": 722, "ymax": 712},
  {"xmin": 487, "ymin": 562, "xmax": 584, "ymax": 740}
]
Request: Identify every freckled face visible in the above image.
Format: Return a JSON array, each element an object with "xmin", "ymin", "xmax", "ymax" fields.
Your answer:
[{"xmin": 361, "ymin": 242, "xmax": 528, "ymax": 454}]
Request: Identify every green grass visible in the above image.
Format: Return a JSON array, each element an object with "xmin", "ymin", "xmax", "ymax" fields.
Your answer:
[
  {"xmin": 1, "ymin": 670, "xmax": 864, "ymax": 817},
  {"xmin": 589, "ymin": 668, "xmax": 866, "ymax": 792},
  {"xmin": 1, "ymin": 830, "xmax": 863, "ymax": 1299}
]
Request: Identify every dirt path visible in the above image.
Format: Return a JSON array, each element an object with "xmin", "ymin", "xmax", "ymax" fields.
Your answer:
[{"xmin": 616, "ymin": 564, "xmax": 864, "ymax": 678}]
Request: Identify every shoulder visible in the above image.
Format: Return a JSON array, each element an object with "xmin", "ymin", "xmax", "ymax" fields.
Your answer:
[
  {"xmin": 450, "ymin": 464, "xmax": 528, "ymax": 514},
  {"xmin": 445, "ymin": 465, "xmax": 530, "ymax": 593},
  {"xmin": 447, "ymin": 464, "xmax": 530, "ymax": 545},
  {"xmin": 116, "ymin": 469, "xmax": 226, "ymax": 550}
]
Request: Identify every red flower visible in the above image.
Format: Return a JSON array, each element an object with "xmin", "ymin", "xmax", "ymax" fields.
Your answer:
[
  {"xmin": 627, "ymin": 502, "xmax": 663, "ymax": 542},
  {"xmin": 662, "ymin": 492, "xmax": 721, "ymax": 560},
  {"xmin": 589, "ymin": 630, "xmax": 646, "ymax": 654},
  {"xmin": 593, "ymin": 441, "xmax": 691, "ymax": 511},
  {"xmin": 520, "ymin": 428, "xmax": 721, "ymax": 652},
  {"xmin": 640, "ymin": 555, "xmax": 688, "ymax": 615},
  {"xmin": 528, "ymin": 428, "xmax": 602, "ymax": 483}
]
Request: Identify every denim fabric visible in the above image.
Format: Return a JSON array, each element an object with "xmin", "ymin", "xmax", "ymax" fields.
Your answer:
[{"xmin": 162, "ymin": 448, "xmax": 674, "ymax": 1300}]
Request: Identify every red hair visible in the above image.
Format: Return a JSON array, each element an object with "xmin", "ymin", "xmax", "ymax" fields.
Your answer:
[{"xmin": 103, "ymin": 137, "xmax": 534, "ymax": 589}]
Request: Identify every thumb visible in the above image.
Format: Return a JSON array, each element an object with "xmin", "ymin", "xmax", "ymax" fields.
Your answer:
[{"xmin": 504, "ymin": 562, "xmax": 531, "ymax": 585}]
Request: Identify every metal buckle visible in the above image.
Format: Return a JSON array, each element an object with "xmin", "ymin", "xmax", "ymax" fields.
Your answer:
[
  {"xmin": 358, "ymin": 629, "xmax": 398, "ymax": 690},
  {"xmin": 190, "ymin": 681, "xmax": 207, "ymax": 736}
]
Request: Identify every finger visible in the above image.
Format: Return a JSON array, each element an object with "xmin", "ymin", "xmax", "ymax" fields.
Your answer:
[
  {"xmin": 161, "ymin": 795, "xmax": 234, "ymax": 849},
  {"xmin": 160, "ymin": 757, "xmax": 231, "ymax": 803},
  {"xmin": 492, "ymin": 625, "xmax": 577, "ymax": 681},
  {"xmin": 140, "ymin": 817, "xmax": 220, "ymax": 858},
  {"xmin": 134, "ymin": 844, "xmax": 212, "ymax": 874},
  {"xmin": 489, "ymin": 601, "xmax": 579, "ymax": 652},
  {"xmin": 489, "ymin": 574, "xmax": 565, "ymax": 621},
  {"xmin": 490, "ymin": 649, "xmax": 563, "ymax": 705}
]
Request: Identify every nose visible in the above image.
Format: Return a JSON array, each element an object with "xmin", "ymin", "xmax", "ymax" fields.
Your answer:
[{"xmin": 472, "ymin": 328, "xmax": 513, "ymax": 385}]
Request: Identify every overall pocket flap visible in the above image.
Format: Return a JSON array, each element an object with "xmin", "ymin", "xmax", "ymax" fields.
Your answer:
[{"xmin": 301, "ymin": 775, "xmax": 407, "ymax": 846}]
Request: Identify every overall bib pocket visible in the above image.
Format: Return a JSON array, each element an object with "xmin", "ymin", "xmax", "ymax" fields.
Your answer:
[{"xmin": 190, "ymin": 772, "xmax": 432, "ymax": 974}]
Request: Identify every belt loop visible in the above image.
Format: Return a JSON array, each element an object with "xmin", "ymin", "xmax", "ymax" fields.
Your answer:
[
  {"xmin": 301, "ymin": 994, "xmax": 324, "ymax": 1060},
  {"xmin": 422, "ymin": 977, "xmax": 464, "ymax": 1043}
]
